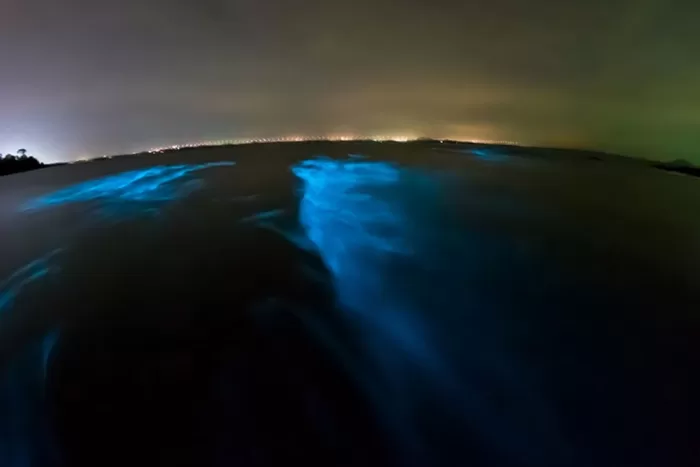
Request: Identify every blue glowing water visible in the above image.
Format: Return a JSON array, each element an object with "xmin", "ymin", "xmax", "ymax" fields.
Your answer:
[
  {"xmin": 0, "ymin": 252, "xmax": 63, "ymax": 467},
  {"xmin": 0, "ymin": 338, "xmax": 59, "ymax": 467},
  {"xmin": 290, "ymin": 157, "xmax": 573, "ymax": 466},
  {"xmin": 239, "ymin": 208, "xmax": 286, "ymax": 224},
  {"xmin": 470, "ymin": 148, "xmax": 510, "ymax": 162},
  {"xmin": 41, "ymin": 332, "xmax": 59, "ymax": 380},
  {"xmin": 0, "ymin": 149, "xmax": 690, "ymax": 466},
  {"xmin": 1, "ymin": 161, "xmax": 235, "ymax": 467},
  {"xmin": 291, "ymin": 158, "xmax": 411, "ymax": 273},
  {"xmin": 0, "ymin": 249, "xmax": 62, "ymax": 314},
  {"xmin": 21, "ymin": 162, "xmax": 235, "ymax": 212}
]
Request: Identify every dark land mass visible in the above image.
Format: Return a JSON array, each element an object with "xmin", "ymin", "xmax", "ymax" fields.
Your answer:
[
  {"xmin": 654, "ymin": 160, "xmax": 700, "ymax": 177},
  {"xmin": 0, "ymin": 156, "xmax": 43, "ymax": 177}
]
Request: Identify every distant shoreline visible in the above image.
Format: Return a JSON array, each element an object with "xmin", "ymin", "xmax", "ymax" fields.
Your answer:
[{"xmin": 2, "ymin": 139, "xmax": 698, "ymax": 179}]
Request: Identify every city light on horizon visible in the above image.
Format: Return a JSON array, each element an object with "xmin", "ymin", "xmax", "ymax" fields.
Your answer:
[
  {"xmin": 56, "ymin": 134, "xmax": 531, "ymax": 164},
  {"xmin": 122, "ymin": 135, "xmax": 523, "ymax": 161}
]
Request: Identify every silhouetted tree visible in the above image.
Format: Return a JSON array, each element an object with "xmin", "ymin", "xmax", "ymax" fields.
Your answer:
[{"xmin": 0, "ymin": 148, "xmax": 42, "ymax": 176}]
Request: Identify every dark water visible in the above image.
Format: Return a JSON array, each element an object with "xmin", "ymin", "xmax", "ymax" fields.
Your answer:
[{"xmin": 0, "ymin": 142, "xmax": 698, "ymax": 466}]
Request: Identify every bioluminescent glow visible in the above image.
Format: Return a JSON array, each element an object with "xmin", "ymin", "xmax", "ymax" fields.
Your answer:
[
  {"xmin": 0, "ymin": 252, "xmax": 63, "ymax": 467},
  {"xmin": 441, "ymin": 147, "xmax": 512, "ymax": 163},
  {"xmin": 291, "ymin": 158, "xmax": 411, "ymax": 276},
  {"xmin": 291, "ymin": 157, "xmax": 573, "ymax": 466},
  {"xmin": 0, "ymin": 249, "xmax": 62, "ymax": 314},
  {"xmin": 41, "ymin": 331, "xmax": 60, "ymax": 380},
  {"xmin": 239, "ymin": 209, "xmax": 286, "ymax": 224},
  {"xmin": 291, "ymin": 158, "xmax": 449, "ymax": 360},
  {"xmin": 0, "ymin": 337, "xmax": 60, "ymax": 467},
  {"xmin": 21, "ymin": 162, "xmax": 235, "ymax": 212},
  {"xmin": 469, "ymin": 148, "xmax": 510, "ymax": 162}
]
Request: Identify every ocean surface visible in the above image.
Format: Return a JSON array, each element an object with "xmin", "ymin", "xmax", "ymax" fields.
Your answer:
[{"xmin": 0, "ymin": 141, "xmax": 698, "ymax": 467}]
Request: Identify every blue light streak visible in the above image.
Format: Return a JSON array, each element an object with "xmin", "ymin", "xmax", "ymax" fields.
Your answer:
[
  {"xmin": 470, "ymin": 148, "xmax": 510, "ymax": 162},
  {"xmin": 291, "ymin": 158, "xmax": 441, "ymax": 346},
  {"xmin": 41, "ymin": 331, "xmax": 60, "ymax": 380},
  {"xmin": 0, "ymin": 339, "xmax": 60, "ymax": 467},
  {"xmin": 239, "ymin": 209, "xmax": 286, "ymax": 224},
  {"xmin": 21, "ymin": 162, "xmax": 235, "ymax": 212},
  {"xmin": 0, "ymin": 249, "xmax": 62, "ymax": 314},
  {"xmin": 290, "ymin": 158, "xmax": 451, "ymax": 462},
  {"xmin": 290, "ymin": 157, "xmax": 574, "ymax": 465},
  {"xmin": 0, "ymin": 251, "xmax": 63, "ymax": 467},
  {"xmin": 291, "ymin": 158, "xmax": 411, "ymax": 276}
]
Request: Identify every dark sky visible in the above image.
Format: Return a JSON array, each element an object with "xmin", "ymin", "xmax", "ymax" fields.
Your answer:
[{"xmin": 1, "ymin": 0, "xmax": 698, "ymax": 162}]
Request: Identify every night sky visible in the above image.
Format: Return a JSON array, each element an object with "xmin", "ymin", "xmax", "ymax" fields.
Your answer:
[{"xmin": 1, "ymin": 0, "xmax": 698, "ymax": 163}]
